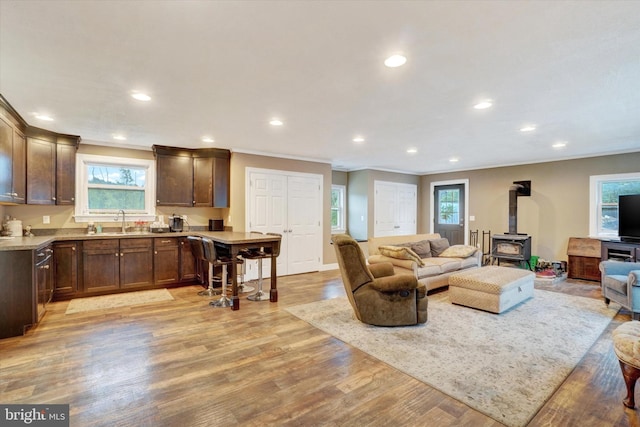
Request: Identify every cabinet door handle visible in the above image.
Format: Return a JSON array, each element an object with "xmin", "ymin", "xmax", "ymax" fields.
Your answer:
[
  {"xmin": 52, "ymin": 197, "xmax": 56, "ymax": 201},
  {"xmin": 115, "ymin": 253, "xmax": 119, "ymax": 257},
  {"xmin": 43, "ymin": 265, "xmax": 49, "ymax": 270},
  {"xmin": 72, "ymin": 247, "xmax": 76, "ymax": 251},
  {"xmin": 161, "ymin": 240, "xmax": 171, "ymax": 243},
  {"xmin": 120, "ymin": 253, "xmax": 124, "ymax": 256},
  {"xmin": 154, "ymin": 251, "xmax": 158, "ymax": 255},
  {"xmin": 71, "ymin": 197, "xmax": 75, "ymax": 201}
]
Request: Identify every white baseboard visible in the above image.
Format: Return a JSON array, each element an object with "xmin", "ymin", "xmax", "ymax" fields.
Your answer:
[{"xmin": 320, "ymin": 263, "xmax": 339, "ymax": 271}]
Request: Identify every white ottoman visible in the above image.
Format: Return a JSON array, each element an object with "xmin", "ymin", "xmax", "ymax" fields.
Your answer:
[{"xmin": 448, "ymin": 266, "xmax": 535, "ymax": 313}]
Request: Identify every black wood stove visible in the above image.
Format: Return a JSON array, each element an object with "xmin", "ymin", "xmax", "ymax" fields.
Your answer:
[{"xmin": 491, "ymin": 181, "xmax": 533, "ymax": 268}]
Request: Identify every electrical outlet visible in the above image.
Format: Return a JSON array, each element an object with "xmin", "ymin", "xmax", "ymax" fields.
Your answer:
[{"xmin": 43, "ymin": 216, "xmax": 50, "ymax": 224}]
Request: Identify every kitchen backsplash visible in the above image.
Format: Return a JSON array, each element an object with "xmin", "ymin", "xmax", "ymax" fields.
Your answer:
[{"xmin": 3, "ymin": 204, "xmax": 228, "ymax": 232}]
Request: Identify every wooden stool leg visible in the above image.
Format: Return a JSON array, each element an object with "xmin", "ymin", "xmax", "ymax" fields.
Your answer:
[{"xmin": 619, "ymin": 360, "xmax": 640, "ymax": 408}]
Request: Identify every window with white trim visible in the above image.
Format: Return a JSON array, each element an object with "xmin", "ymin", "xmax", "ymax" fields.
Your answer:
[
  {"xmin": 75, "ymin": 153, "xmax": 156, "ymax": 223},
  {"xmin": 331, "ymin": 185, "xmax": 346, "ymax": 233},
  {"xmin": 589, "ymin": 172, "xmax": 640, "ymax": 237}
]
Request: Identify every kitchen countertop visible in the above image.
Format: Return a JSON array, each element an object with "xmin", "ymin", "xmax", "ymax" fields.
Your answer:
[{"xmin": 0, "ymin": 230, "xmax": 280, "ymax": 251}]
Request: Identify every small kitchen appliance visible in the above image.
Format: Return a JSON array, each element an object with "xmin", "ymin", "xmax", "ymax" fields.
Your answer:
[
  {"xmin": 169, "ymin": 215, "xmax": 184, "ymax": 232},
  {"xmin": 209, "ymin": 219, "xmax": 224, "ymax": 231}
]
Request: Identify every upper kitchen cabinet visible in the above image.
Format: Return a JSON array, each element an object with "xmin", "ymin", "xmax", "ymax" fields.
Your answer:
[
  {"xmin": 154, "ymin": 146, "xmax": 194, "ymax": 207},
  {"xmin": 25, "ymin": 128, "xmax": 80, "ymax": 205},
  {"xmin": 153, "ymin": 145, "xmax": 230, "ymax": 208},
  {"xmin": 56, "ymin": 136, "xmax": 80, "ymax": 205},
  {"xmin": 26, "ymin": 134, "xmax": 56, "ymax": 204},
  {"xmin": 0, "ymin": 96, "xmax": 27, "ymax": 204},
  {"xmin": 0, "ymin": 95, "xmax": 80, "ymax": 206}
]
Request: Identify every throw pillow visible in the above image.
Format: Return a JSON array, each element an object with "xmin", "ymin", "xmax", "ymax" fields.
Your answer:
[
  {"xmin": 429, "ymin": 238, "xmax": 450, "ymax": 257},
  {"xmin": 378, "ymin": 245, "xmax": 425, "ymax": 266},
  {"xmin": 439, "ymin": 244, "xmax": 477, "ymax": 258},
  {"xmin": 410, "ymin": 240, "xmax": 432, "ymax": 258}
]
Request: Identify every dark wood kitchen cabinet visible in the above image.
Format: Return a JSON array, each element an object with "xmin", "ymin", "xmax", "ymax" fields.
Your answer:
[
  {"xmin": 26, "ymin": 129, "xmax": 80, "ymax": 206},
  {"xmin": 155, "ymin": 147, "xmax": 194, "ymax": 207},
  {"xmin": 53, "ymin": 241, "xmax": 79, "ymax": 299},
  {"xmin": 83, "ymin": 239, "xmax": 120, "ymax": 293},
  {"xmin": 0, "ymin": 244, "xmax": 51, "ymax": 339},
  {"xmin": 153, "ymin": 145, "xmax": 230, "ymax": 207},
  {"xmin": 193, "ymin": 156, "xmax": 213, "ymax": 207},
  {"xmin": 35, "ymin": 245, "xmax": 54, "ymax": 322},
  {"xmin": 154, "ymin": 237, "xmax": 180, "ymax": 285},
  {"xmin": 26, "ymin": 136, "xmax": 57, "ymax": 205},
  {"xmin": 179, "ymin": 237, "xmax": 197, "ymax": 281},
  {"xmin": 120, "ymin": 238, "xmax": 154, "ymax": 288},
  {"xmin": 0, "ymin": 113, "xmax": 26, "ymax": 204},
  {"xmin": 83, "ymin": 238, "xmax": 153, "ymax": 293},
  {"xmin": 56, "ymin": 138, "xmax": 78, "ymax": 205}
]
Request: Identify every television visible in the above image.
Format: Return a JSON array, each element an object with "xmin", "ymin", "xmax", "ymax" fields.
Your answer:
[{"xmin": 618, "ymin": 194, "xmax": 640, "ymax": 242}]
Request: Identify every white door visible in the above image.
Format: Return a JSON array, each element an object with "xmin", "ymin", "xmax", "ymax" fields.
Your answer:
[
  {"xmin": 374, "ymin": 182, "xmax": 398, "ymax": 237},
  {"xmin": 247, "ymin": 168, "xmax": 321, "ymax": 277},
  {"xmin": 374, "ymin": 180, "xmax": 417, "ymax": 237},
  {"xmin": 287, "ymin": 175, "xmax": 321, "ymax": 274}
]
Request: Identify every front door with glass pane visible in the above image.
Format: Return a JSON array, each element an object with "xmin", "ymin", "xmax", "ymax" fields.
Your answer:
[{"xmin": 434, "ymin": 184, "xmax": 465, "ymax": 245}]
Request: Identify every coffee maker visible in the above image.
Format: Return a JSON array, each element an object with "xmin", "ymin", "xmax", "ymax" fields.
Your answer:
[{"xmin": 169, "ymin": 215, "xmax": 184, "ymax": 232}]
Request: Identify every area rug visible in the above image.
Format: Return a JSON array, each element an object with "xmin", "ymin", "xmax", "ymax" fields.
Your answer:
[
  {"xmin": 285, "ymin": 289, "xmax": 618, "ymax": 427},
  {"xmin": 65, "ymin": 289, "xmax": 174, "ymax": 314}
]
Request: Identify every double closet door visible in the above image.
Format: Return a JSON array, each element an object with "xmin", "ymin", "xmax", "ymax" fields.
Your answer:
[
  {"xmin": 246, "ymin": 168, "xmax": 322, "ymax": 278},
  {"xmin": 373, "ymin": 180, "xmax": 417, "ymax": 237}
]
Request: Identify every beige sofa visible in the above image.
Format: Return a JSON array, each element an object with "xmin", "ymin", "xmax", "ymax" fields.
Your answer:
[{"xmin": 368, "ymin": 233, "xmax": 481, "ymax": 291}]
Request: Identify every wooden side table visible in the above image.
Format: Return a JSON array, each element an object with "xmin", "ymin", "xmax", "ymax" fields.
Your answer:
[{"xmin": 567, "ymin": 237, "xmax": 601, "ymax": 281}]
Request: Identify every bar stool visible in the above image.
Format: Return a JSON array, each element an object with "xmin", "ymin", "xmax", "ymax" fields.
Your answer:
[
  {"xmin": 187, "ymin": 236, "xmax": 220, "ymax": 297},
  {"xmin": 242, "ymin": 232, "xmax": 281, "ymax": 302},
  {"xmin": 202, "ymin": 237, "xmax": 234, "ymax": 308}
]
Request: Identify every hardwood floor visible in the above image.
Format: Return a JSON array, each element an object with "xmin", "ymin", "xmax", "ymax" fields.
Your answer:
[{"xmin": 1, "ymin": 271, "xmax": 638, "ymax": 426}]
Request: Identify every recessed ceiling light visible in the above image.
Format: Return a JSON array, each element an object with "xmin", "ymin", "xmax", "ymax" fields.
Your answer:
[
  {"xmin": 131, "ymin": 92, "xmax": 151, "ymax": 101},
  {"xmin": 520, "ymin": 125, "xmax": 536, "ymax": 132},
  {"xmin": 202, "ymin": 137, "xmax": 215, "ymax": 143},
  {"xmin": 384, "ymin": 54, "xmax": 407, "ymax": 68},
  {"xmin": 269, "ymin": 119, "xmax": 283, "ymax": 126},
  {"xmin": 352, "ymin": 136, "xmax": 365, "ymax": 143},
  {"xmin": 449, "ymin": 157, "xmax": 459, "ymax": 163},
  {"xmin": 473, "ymin": 100, "xmax": 493, "ymax": 110},
  {"xmin": 552, "ymin": 141, "xmax": 567, "ymax": 149},
  {"xmin": 406, "ymin": 148, "xmax": 418, "ymax": 154},
  {"xmin": 112, "ymin": 134, "xmax": 127, "ymax": 141},
  {"xmin": 34, "ymin": 114, "xmax": 54, "ymax": 121}
]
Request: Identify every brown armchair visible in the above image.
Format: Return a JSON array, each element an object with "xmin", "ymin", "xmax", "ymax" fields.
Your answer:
[{"xmin": 332, "ymin": 234, "xmax": 428, "ymax": 326}]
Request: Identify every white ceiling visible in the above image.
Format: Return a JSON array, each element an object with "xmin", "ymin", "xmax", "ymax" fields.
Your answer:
[{"xmin": 1, "ymin": 0, "xmax": 639, "ymax": 174}]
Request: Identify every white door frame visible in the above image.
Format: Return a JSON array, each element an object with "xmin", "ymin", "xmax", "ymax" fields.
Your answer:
[{"xmin": 429, "ymin": 179, "xmax": 469, "ymax": 244}]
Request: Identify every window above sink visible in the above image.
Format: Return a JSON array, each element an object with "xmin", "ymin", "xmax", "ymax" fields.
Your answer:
[{"xmin": 74, "ymin": 153, "xmax": 157, "ymax": 223}]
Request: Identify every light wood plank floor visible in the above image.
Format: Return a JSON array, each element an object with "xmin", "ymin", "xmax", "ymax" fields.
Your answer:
[{"xmin": 1, "ymin": 271, "xmax": 638, "ymax": 427}]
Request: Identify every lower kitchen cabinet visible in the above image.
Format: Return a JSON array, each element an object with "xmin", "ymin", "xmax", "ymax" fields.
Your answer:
[
  {"xmin": 53, "ymin": 241, "xmax": 78, "ymax": 299},
  {"xmin": 120, "ymin": 238, "xmax": 153, "ymax": 288},
  {"xmin": 154, "ymin": 237, "xmax": 180, "ymax": 285},
  {"xmin": 0, "ymin": 244, "xmax": 52, "ymax": 339},
  {"xmin": 179, "ymin": 237, "xmax": 197, "ymax": 281},
  {"xmin": 83, "ymin": 238, "xmax": 154, "ymax": 293},
  {"xmin": 83, "ymin": 239, "xmax": 120, "ymax": 293}
]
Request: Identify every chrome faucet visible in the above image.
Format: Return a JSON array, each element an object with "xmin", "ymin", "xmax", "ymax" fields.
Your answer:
[{"xmin": 115, "ymin": 210, "xmax": 126, "ymax": 233}]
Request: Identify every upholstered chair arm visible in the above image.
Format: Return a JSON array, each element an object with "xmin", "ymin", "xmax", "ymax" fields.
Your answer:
[
  {"xmin": 368, "ymin": 262, "xmax": 395, "ymax": 278},
  {"xmin": 629, "ymin": 271, "xmax": 640, "ymax": 287},
  {"xmin": 601, "ymin": 261, "xmax": 640, "ymax": 276},
  {"xmin": 370, "ymin": 274, "xmax": 418, "ymax": 293}
]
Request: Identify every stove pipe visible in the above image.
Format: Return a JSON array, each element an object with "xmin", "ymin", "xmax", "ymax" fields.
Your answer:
[{"xmin": 508, "ymin": 184, "xmax": 522, "ymax": 235}]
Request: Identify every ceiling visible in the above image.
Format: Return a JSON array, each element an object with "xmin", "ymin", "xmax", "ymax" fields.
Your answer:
[{"xmin": 1, "ymin": 1, "xmax": 639, "ymax": 175}]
